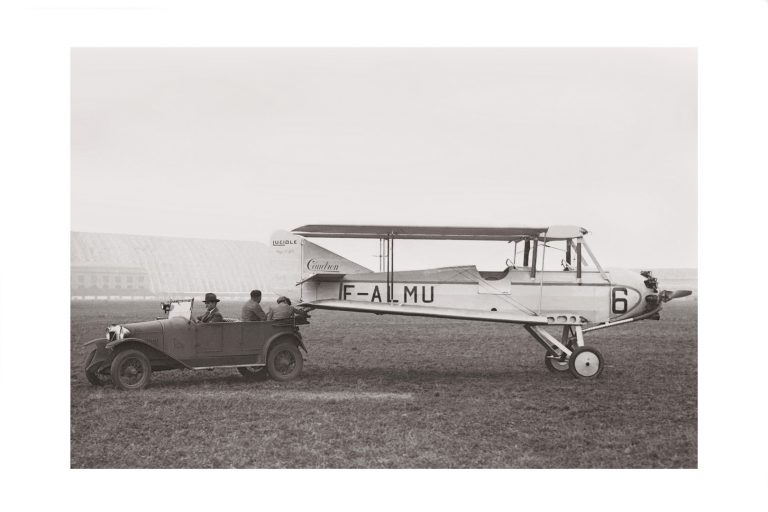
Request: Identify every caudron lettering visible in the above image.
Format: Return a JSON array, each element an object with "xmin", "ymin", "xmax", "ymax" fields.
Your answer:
[{"xmin": 307, "ymin": 259, "xmax": 340, "ymax": 272}]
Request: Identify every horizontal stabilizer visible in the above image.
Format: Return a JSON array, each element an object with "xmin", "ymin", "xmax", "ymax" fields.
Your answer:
[
  {"xmin": 301, "ymin": 299, "xmax": 549, "ymax": 325},
  {"xmin": 297, "ymin": 273, "xmax": 347, "ymax": 285}
]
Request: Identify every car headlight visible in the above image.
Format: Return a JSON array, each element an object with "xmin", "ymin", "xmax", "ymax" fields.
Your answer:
[{"xmin": 106, "ymin": 325, "xmax": 131, "ymax": 341}]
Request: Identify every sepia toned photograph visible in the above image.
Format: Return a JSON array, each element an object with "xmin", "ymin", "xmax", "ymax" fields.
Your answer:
[{"xmin": 70, "ymin": 47, "xmax": 697, "ymax": 469}]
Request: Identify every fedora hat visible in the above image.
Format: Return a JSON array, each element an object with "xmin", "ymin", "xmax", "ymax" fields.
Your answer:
[{"xmin": 203, "ymin": 292, "xmax": 220, "ymax": 304}]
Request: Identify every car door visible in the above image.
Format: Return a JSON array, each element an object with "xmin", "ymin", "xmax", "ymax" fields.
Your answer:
[
  {"xmin": 193, "ymin": 321, "xmax": 255, "ymax": 367},
  {"xmin": 196, "ymin": 323, "xmax": 224, "ymax": 354},
  {"xmin": 163, "ymin": 318, "xmax": 196, "ymax": 361},
  {"xmin": 240, "ymin": 321, "xmax": 270, "ymax": 365}
]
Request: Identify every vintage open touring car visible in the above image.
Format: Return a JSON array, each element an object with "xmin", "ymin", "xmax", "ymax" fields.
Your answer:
[{"xmin": 83, "ymin": 299, "xmax": 309, "ymax": 390}]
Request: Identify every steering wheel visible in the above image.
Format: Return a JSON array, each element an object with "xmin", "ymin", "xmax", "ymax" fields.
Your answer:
[{"xmin": 505, "ymin": 258, "xmax": 515, "ymax": 269}]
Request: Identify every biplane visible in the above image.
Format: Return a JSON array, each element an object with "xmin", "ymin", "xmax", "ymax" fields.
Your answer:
[{"xmin": 269, "ymin": 225, "xmax": 691, "ymax": 378}]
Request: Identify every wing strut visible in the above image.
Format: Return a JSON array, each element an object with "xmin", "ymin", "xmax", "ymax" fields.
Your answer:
[
  {"xmin": 523, "ymin": 240, "xmax": 531, "ymax": 266},
  {"xmin": 388, "ymin": 233, "xmax": 395, "ymax": 303},
  {"xmin": 379, "ymin": 233, "xmax": 396, "ymax": 303},
  {"xmin": 386, "ymin": 235, "xmax": 391, "ymax": 302}
]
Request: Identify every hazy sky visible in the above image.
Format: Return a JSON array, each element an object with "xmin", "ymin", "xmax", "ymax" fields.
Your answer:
[{"xmin": 71, "ymin": 48, "xmax": 696, "ymax": 270}]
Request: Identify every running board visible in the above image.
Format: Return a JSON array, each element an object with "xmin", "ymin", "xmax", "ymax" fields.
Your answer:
[{"xmin": 189, "ymin": 363, "xmax": 266, "ymax": 370}]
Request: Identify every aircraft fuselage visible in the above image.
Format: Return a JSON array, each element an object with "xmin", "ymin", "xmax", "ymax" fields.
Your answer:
[{"xmin": 299, "ymin": 266, "xmax": 657, "ymax": 325}]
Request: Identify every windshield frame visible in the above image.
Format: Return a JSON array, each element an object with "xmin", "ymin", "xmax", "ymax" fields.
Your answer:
[{"xmin": 166, "ymin": 298, "xmax": 194, "ymax": 320}]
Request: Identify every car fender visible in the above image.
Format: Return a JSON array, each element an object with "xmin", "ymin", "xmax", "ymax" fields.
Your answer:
[
  {"xmin": 83, "ymin": 341, "xmax": 112, "ymax": 373},
  {"xmin": 105, "ymin": 338, "xmax": 193, "ymax": 369},
  {"xmin": 82, "ymin": 338, "xmax": 108, "ymax": 349},
  {"xmin": 264, "ymin": 331, "xmax": 307, "ymax": 355}
]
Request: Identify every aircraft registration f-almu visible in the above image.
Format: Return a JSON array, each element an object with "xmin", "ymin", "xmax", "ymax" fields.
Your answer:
[{"xmin": 269, "ymin": 224, "xmax": 691, "ymax": 379}]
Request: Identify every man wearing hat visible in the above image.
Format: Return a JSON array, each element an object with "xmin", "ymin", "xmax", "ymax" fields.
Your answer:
[
  {"xmin": 266, "ymin": 296, "xmax": 307, "ymax": 321},
  {"xmin": 197, "ymin": 292, "xmax": 224, "ymax": 323}
]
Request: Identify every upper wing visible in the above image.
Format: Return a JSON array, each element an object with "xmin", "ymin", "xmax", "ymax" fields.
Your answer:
[
  {"xmin": 301, "ymin": 299, "xmax": 549, "ymax": 325},
  {"xmin": 292, "ymin": 224, "xmax": 587, "ymax": 241}
]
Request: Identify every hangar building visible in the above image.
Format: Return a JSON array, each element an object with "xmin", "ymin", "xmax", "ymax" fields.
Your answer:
[{"xmin": 70, "ymin": 232, "xmax": 269, "ymax": 300}]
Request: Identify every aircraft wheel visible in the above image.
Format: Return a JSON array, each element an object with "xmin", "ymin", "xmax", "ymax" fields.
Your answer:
[
  {"xmin": 568, "ymin": 346, "xmax": 604, "ymax": 379},
  {"xmin": 544, "ymin": 354, "xmax": 570, "ymax": 373},
  {"xmin": 110, "ymin": 348, "xmax": 152, "ymax": 390}
]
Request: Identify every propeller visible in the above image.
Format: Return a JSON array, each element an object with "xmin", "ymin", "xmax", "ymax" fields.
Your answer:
[{"xmin": 661, "ymin": 289, "xmax": 693, "ymax": 302}]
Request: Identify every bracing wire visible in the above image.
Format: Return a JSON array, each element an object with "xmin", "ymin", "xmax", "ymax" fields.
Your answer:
[{"xmin": 451, "ymin": 266, "xmax": 538, "ymax": 316}]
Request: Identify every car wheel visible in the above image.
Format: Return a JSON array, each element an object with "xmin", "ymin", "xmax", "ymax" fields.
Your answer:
[
  {"xmin": 266, "ymin": 340, "xmax": 303, "ymax": 381},
  {"xmin": 84, "ymin": 349, "xmax": 111, "ymax": 386},
  {"xmin": 110, "ymin": 348, "xmax": 152, "ymax": 390},
  {"xmin": 238, "ymin": 366, "xmax": 268, "ymax": 381}
]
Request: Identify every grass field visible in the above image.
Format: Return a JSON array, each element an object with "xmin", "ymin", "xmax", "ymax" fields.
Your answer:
[{"xmin": 70, "ymin": 298, "xmax": 697, "ymax": 468}]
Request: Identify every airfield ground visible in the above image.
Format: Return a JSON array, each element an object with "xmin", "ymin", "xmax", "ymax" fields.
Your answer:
[{"xmin": 71, "ymin": 299, "xmax": 697, "ymax": 468}]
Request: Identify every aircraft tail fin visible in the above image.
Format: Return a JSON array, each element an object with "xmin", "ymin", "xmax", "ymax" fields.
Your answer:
[{"xmin": 268, "ymin": 230, "xmax": 372, "ymax": 302}]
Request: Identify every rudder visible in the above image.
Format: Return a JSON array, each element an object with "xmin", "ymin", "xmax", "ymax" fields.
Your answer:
[{"xmin": 269, "ymin": 230, "xmax": 372, "ymax": 303}]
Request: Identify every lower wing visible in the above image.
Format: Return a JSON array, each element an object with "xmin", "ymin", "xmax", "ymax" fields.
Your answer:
[{"xmin": 301, "ymin": 299, "xmax": 549, "ymax": 325}]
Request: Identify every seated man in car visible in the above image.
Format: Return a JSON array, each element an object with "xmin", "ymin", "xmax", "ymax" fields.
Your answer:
[
  {"xmin": 241, "ymin": 289, "xmax": 267, "ymax": 321},
  {"xmin": 266, "ymin": 296, "xmax": 307, "ymax": 321},
  {"xmin": 196, "ymin": 292, "xmax": 225, "ymax": 323}
]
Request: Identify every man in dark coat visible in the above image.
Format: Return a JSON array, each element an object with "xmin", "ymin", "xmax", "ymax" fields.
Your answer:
[
  {"xmin": 266, "ymin": 296, "xmax": 307, "ymax": 320},
  {"xmin": 197, "ymin": 292, "xmax": 224, "ymax": 323},
  {"xmin": 241, "ymin": 289, "xmax": 267, "ymax": 321}
]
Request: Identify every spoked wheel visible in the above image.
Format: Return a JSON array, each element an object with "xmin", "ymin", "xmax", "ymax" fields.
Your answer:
[
  {"xmin": 238, "ymin": 366, "xmax": 268, "ymax": 381},
  {"xmin": 110, "ymin": 348, "xmax": 152, "ymax": 390},
  {"xmin": 266, "ymin": 341, "xmax": 303, "ymax": 381},
  {"xmin": 84, "ymin": 350, "xmax": 111, "ymax": 386},
  {"xmin": 568, "ymin": 346, "xmax": 605, "ymax": 379},
  {"xmin": 544, "ymin": 353, "xmax": 570, "ymax": 373}
]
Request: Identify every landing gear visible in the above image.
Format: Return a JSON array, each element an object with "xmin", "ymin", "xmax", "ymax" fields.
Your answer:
[
  {"xmin": 529, "ymin": 324, "xmax": 605, "ymax": 378},
  {"xmin": 544, "ymin": 353, "xmax": 570, "ymax": 373},
  {"xmin": 568, "ymin": 346, "xmax": 604, "ymax": 379}
]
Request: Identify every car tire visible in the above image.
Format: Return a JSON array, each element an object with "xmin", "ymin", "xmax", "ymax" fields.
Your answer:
[
  {"xmin": 110, "ymin": 348, "xmax": 152, "ymax": 390},
  {"xmin": 238, "ymin": 366, "xmax": 268, "ymax": 381},
  {"xmin": 266, "ymin": 340, "xmax": 303, "ymax": 381},
  {"xmin": 84, "ymin": 349, "xmax": 111, "ymax": 386}
]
